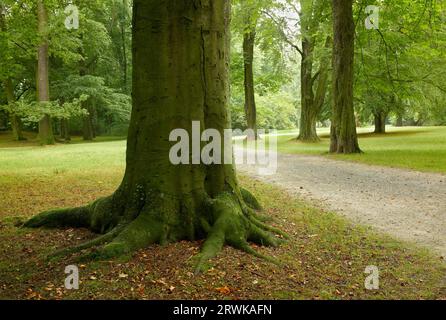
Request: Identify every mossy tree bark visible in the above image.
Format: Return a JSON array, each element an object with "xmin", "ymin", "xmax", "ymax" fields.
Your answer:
[
  {"xmin": 329, "ymin": 0, "xmax": 361, "ymax": 154},
  {"xmin": 25, "ymin": 0, "xmax": 284, "ymax": 271},
  {"xmin": 37, "ymin": 0, "xmax": 55, "ymax": 145}
]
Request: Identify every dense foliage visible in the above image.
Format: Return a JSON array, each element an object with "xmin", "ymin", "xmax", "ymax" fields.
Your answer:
[{"xmin": 0, "ymin": 0, "xmax": 444, "ymax": 139}]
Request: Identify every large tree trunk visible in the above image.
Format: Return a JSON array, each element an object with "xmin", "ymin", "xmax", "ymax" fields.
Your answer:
[
  {"xmin": 25, "ymin": 0, "xmax": 283, "ymax": 271},
  {"xmin": 373, "ymin": 111, "xmax": 387, "ymax": 134},
  {"xmin": 329, "ymin": 0, "xmax": 361, "ymax": 154},
  {"xmin": 243, "ymin": 30, "xmax": 257, "ymax": 139},
  {"xmin": 36, "ymin": 0, "xmax": 55, "ymax": 145},
  {"xmin": 3, "ymin": 79, "xmax": 25, "ymax": 141}
]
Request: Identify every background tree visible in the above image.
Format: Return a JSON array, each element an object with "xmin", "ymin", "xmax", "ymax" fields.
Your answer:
[
  {"xmin": 297, "ymin": 0, "xmax": 331, "ymax": 141},
  {"xmin": 36, "ymin": 0, "xmax": 55, "ymax": 145},
  {"xmin": 108, "ymin": 0, "xmax": 132, "ymax": 94},
  {"xmin": 241, "ymin": 0, "xmax": 259, "ymax": 139},
  {"xmin": 231, "ymin": 0, "xmax": 293, "ymax": 133},
  {"xmin": 0, "ymin": 0, "xmax": 133, "ymax": 142},
  {"xmin": 329, "ymin": 0, "xmax": 361, "ymax": 153},
  {"xmin": 232, "ymin": 0, "xmax": 285, "ymax": 138},
  {"xmin": 0, "ymin": 1, "xmax": 31, "ymax": 141},
  {"xmin": 263, "ymin": 0, "xmax": 332, "ymax": 142},
  {"xmin": 354, "ymin": 0, "xmax": 446, "ymax": 132}
]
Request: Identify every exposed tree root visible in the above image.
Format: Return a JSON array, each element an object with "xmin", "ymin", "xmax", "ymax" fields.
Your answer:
[
  {"xmin": 297, "ymin": 134, "xmax": 321, "ymax": 143},
  {"xmin": 246, "ymin": 211, "xmax": 289, "ymax": 240},
  {"xmin": 24, "ymin": 189, "xmax": 286, "ymax": 272},
  {"xmin": 23, "ymin": 206, "xmax": 91, "ymax": 229},
  {"xmin": 48, "ymin": 224, "xmax": 126, "ymax": 259},
  {"xmin": 240, "ymin": 187, "xmax": 262, "ymax": 210}
]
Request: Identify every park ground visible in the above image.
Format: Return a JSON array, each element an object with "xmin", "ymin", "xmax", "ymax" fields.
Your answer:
[{"xmin": 0, "ymin": 127, "xmax": 445, "ymax": 299}]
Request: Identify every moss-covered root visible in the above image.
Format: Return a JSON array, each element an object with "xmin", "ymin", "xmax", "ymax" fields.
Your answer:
[
  {"xmin": 194, "ymin": 193, "xmax": 282, "ymax": 274},
  {"xmin": 240, "ymin": 187, "xmax": 262, "ymax": 210},
  {"xmin": 23, "ymin": 196, "xmax": 119, "ymax": 232},
  {"xmin": 246, "ymin": 210, "xmax": 290, "ymax": 240},
  {"xmin": 23, "ymin": 206, "xmax": 90, "ymax": 229},
  {"xmin": 23, "ymin": 191, "xmax": 284, "ymax": 269},
  {"xmin": 48, "ymin": 224, "xmax": 126, "ymax": 260},
  {"xmin": 83, "ymin": 213, "xmax": 164, "ymax": 261}
]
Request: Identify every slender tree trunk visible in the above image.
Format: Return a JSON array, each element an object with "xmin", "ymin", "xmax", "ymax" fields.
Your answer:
[
  {"xmin": 297, "ymin": 1, "xmax": 330, "ymax": 143},
  {"xmin": 243, "ymin": 30, "xmax": 257, "ymax": 139},
  {"xmin": 81, "ymin": 98, "xmax": 94, "ymax": 141},
  {"xmin": 373, "ymin": 111, "xmax": 387, "ymax": 133},
  {"xmin": 119, "ymin": 0, "xmax": 128, "ymax": 93},
  {"xmin": 79, "ymin": 53, "xmax": 95, "ymax": 141},
  {"xmin": 25, "ymin": 0, "xmax": 283, "ymax": 271},
  {"xmin": 60, "ymin": 119, "xmax": 71, "ymax": 141},
  {"xmin": 313, "ymin": 36, "xmax": 331, "ymax": 114},
  {"xmin": 298, "ymin": 36, "xmax": 330, "ymax": 142},
  {"xmin": 0, "ymin": 112, "xmax": 7, "ymax": 130},
  {"xmin": 37, "ymin": 0, "xmax": 54, "ymax": 145},
  {"xmin": 396, "ymin": 114, "xmax": 403, "ymax": 127},
  {"xmin": 298, "ymin": 38, "xmax": 318, "ymax": 142},
  {"xmin": 3, "ymin": 79, "xmax": 25, "ymax": 141},
  {"xmin": 329, "ymin": 0, "xmax": 360, "ymax": 154},
  {"xmin": 82, "ymin": 109, "xmax": 94, "ymax": 140}
]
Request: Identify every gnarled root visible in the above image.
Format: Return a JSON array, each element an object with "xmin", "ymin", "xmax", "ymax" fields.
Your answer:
[
  {"xmin": 24, "ymin": 189, "xmax": 286, "ymax": 271},
  {"xmin": 23, "ymin": 206, "xmax": 90, "ymax": 229},
  {"xmin": 194, "ymin": 193, "xmax": 284, "ymax": 273}
]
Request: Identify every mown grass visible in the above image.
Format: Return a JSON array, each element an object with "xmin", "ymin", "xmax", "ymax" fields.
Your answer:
[
  {"xmin": 3, "ymin": 126, "xmax": 445, "ymax": 174},
  {"xmin": 0, "ymin": 131, "xmax": 125, "ymax": 149},
  {"xmin": 0, "ymin": 137, "xmax": 445, "ymax": 299},
  {"xmin": 275, "ymin": 126, "xmax": 446, "ymax": 174}
]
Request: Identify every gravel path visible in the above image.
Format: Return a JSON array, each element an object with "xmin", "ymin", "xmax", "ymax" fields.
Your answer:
[{"xmin": 236, "ymin": 150, "xmax": 446, "ymax": 259}]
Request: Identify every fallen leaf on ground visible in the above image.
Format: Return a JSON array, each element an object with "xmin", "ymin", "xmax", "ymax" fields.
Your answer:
[{"xmin": 215, "ymin": 286, "xmax": 231, "ymax": 294}]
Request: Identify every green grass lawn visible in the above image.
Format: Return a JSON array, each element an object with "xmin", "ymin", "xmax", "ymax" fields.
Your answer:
[
  {"xmin": 273, "ymin": 126, "xmax": 446, "ymax": 173},
  {"xmin": 2, "ymin": 126, "xmax": 445, "ymax": 174},
  {"xmin": 0, "ymin": 136, "xmax": 445, "ymax": 299}
]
